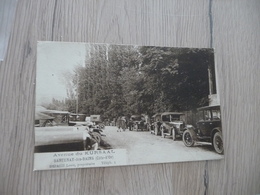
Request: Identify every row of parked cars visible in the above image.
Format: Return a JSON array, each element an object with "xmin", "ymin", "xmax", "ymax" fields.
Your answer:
[{"xmin": 133, "ymin": 105, "xmax": 223, "ymax": 154}]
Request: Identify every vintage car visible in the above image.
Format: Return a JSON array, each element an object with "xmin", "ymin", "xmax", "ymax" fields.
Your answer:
[
  {"xmin": 34, "ymin": 125, "xmax": 105, "ymax": 152},
  {"xmin": 69, "ymin": 113, "xmax": 88, "ymax": 126},
  {"xmin": 34, "ymin": 126, "xmax": 87, "ymax": 152},
  {"xmin": 160, "ymin": 112, "xmax": 186, "ymax": 140},
  {"xmin": 90, "ymin": 115, "xmax": 105, "ymax": 129},
  {"xmin": 35, "ymin": 112, "xmax": 55, "ymax": 127},
  {"xmin": 130, "ymin": 114, "xmax": 149, "ymax": 131},
  {"xmin": 182, "ymin": 105, "xmax": 223, "ymax": 154}
]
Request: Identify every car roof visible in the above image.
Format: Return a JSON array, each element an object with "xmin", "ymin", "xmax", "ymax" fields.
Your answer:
[
  {"xmin": 197, "ymin": 105, "xmax": 220, "ymax": 111},
  {"xmin": 35, "ymin": 112, "xmax": 55, "ymax": 120},
  {"xmin": 70, "ymin": 113, "xmax": 87, "ymax": 116},
  {"xmin": 42, "ymin": 110, "xmax": 70, "ymax": 114},
  {"xmin": 161, "ymin": 112, "xmax": 184, "ymax": 115}
]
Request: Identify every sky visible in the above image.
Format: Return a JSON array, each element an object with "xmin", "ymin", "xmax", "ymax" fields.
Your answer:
[{"xmin": 36, "ymin": 41, "xmax": 86, "ymax": 105}]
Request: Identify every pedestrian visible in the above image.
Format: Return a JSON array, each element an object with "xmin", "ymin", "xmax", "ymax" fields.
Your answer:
[
  {"xmin": 156, "ymin": 119, "xmax": 162, "ymax": 135},
  {"xmin": 128, "ymin": 118, "xmax": 134, "ymax": 131},
  {"xmin": 116, "ymin": 116, "xmax": 122, "ymax": 132},
  {"xmin": 121, "ymin": 116, "xmax": 127, "ymax": 131}
]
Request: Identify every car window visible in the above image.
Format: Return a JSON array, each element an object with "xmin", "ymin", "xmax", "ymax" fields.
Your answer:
[
  {"xmin": 198, "ymin": 111, "xmax": 204, "ymax": 121},
  {"xmin": 170, "ymin": 115, "xmax": 180, "ymax": 121},
  {"xmin": 162, "ymin": 115, "xmax": 170, "ymax": 122},
  {"xmin": 212, "ymin": 109, "xmax": 221, "ymax": 120},
  {"xmin": 204, "ymin": 110, "xmax": 212, "ymax": 120}
]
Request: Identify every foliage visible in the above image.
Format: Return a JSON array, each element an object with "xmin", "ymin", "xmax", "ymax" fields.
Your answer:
[{"xmin": 52, "ymin": 45, "xmax": 215, "ymax": 120}]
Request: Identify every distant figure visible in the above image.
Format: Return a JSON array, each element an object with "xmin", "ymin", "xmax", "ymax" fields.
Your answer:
[
  {"xmin": 121, "ymin": 117, "xmax": 127, "ymax": 131},
  {"xmin": 156, "ymin": 119, "xmax": 162, "ymax": 135},
  {"xmin": 117, "ymin": 116, "xmax": 127, "ymax": 132},
  {"xmin": 128, "ymin": 119, "xmax": 134, "ymax": 131}
]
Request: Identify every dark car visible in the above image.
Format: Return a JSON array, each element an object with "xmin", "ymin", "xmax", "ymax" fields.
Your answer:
[
  {"xmin": 160, "ymin": 112, "xmax": 187, "ymax": 140},
  {"xmin": 182, "ymin": 105, "xmax": 223, "ymax": 154},
  {"xmin": 130, "ymin": 115, "xmax": 148, "ymax": 131}
]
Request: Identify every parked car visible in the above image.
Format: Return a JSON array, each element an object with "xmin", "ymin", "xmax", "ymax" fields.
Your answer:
[
  {"xmin": 160, "ymin": 112, "xmax": 187, "ymax": 140},
  {"xmin": 130, "ymin": 115, "xmax": 149, "ymax": 131},
  {"xmin": 69, "ymin": 114, "xmax": 88, "ymax": 126},
  {"xmin": 182, "ymin": 105, "xmax": 223, "ymax": 154},
  {"xmin": 34, "ymin": 126, "xmax": 88, "ymax": 152},
  {"xmin": 90, "ymin": 115, "xmax": 105, "ymax": 129}
]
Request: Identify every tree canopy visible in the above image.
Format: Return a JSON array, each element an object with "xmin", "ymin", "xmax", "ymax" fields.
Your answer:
[{"xmin": 46, "ymin": 44, "xmax": 215, "ymax": 120}]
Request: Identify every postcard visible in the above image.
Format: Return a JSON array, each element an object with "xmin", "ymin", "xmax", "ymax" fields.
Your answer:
[{"xmin": 34, "ymin": 41, "xmax": 223, "ymax": 170}]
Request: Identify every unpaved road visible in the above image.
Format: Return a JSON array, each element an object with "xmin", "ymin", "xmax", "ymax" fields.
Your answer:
[{"xmin": 102, "ymin": 126, "xmax": 223, "ymax": 165}]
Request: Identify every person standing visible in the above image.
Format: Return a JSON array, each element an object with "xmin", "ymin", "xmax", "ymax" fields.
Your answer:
[
  {"xmin": 121, "ymin": 116, "xmax": 127, "ymax": 131},
  {"xmin": 117, "ymin": 116, "xmax": 122, "ymax": 132},
  {"xmin": 128, "ymin": 118, "xmax": 134, "ymax": 131},
  {"xmin": 156, "ymin": 119, "xmax": 162, "ymax": 135}
]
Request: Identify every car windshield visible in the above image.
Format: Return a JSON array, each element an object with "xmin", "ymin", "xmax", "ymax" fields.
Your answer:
[
  {"xmin": 70, "ymin": 115, "xmax": 86, "ymax": 121},
  {"xmin": 198, "ymin": 111, "xmax": 204, "ymax": 121},
  {"xmin": 162, "ymin": 114, "xmax": 181, "ymax": 122},
  {"xmin": 171, "ymin": 115, "xmax": 181, "ymax": 121}
]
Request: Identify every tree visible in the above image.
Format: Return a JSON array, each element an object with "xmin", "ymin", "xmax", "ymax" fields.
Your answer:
[{"xmin": 63, "ymin": 44, "xmax": 214, "ymax": 120}]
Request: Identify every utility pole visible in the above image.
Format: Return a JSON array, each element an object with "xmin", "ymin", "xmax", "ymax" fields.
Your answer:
[{"xmin": 76, "ymin": 74, "xmax": 79, "ymax": 115}]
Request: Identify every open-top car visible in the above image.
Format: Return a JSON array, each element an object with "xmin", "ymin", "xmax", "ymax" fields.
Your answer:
[
  {"xmin": 160, "ymin": 112, "xmax": 186, "ymax": 140},
  {"xmin": 182, "ymin": 105, "xmax": 223, "ymax": 154}
]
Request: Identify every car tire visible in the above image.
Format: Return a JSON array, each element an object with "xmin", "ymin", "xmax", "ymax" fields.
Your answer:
[
  {"xmin": 213, "ymin": 132, "xmax": 224, "ymax": 154},
  {"xmin": 183, "ymin": 129, "xmax": 196, "ymax": 147}
]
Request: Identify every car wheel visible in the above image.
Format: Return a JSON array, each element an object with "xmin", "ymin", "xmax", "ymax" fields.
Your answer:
[
  {"xmin": 91, "ymin": 132, "xmax": 101, "ymax": 144},
  {"xmin": 213, "ymin": 132, "xmax": 224, "ymax": 154},
  {"xmin": 183, "ymin": 129, "xmax": 195, "ymax": 147}
]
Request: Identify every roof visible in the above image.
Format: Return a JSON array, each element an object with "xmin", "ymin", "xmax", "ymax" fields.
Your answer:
[
  {"xmin": 197, "ymin": 105, "xmax": 220, "ymax": 111},
  {"xmin": 161, "ymin": 112, "xmax": 184, "ymax": 115},
  {"xmin": 70, "ymin": 113, "xmax": 87, "ymax": 116},
  {"xmin": 42, "ymin": 110, "xmax": 70, "ymax": 114},
  {"xmin": 35, "ymin": 112, "xmax": 54, "ymax": 120}
]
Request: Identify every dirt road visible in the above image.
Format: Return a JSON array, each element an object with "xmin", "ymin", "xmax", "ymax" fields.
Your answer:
[{"xmin": 102, "ymin": 126, "xmax": 223, "ymax": 165}]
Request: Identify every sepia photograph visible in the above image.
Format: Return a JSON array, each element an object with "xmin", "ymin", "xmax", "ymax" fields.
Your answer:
[{"xmin": 34, "ymin": 41, "xmax": 224, "ymax": 170}]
